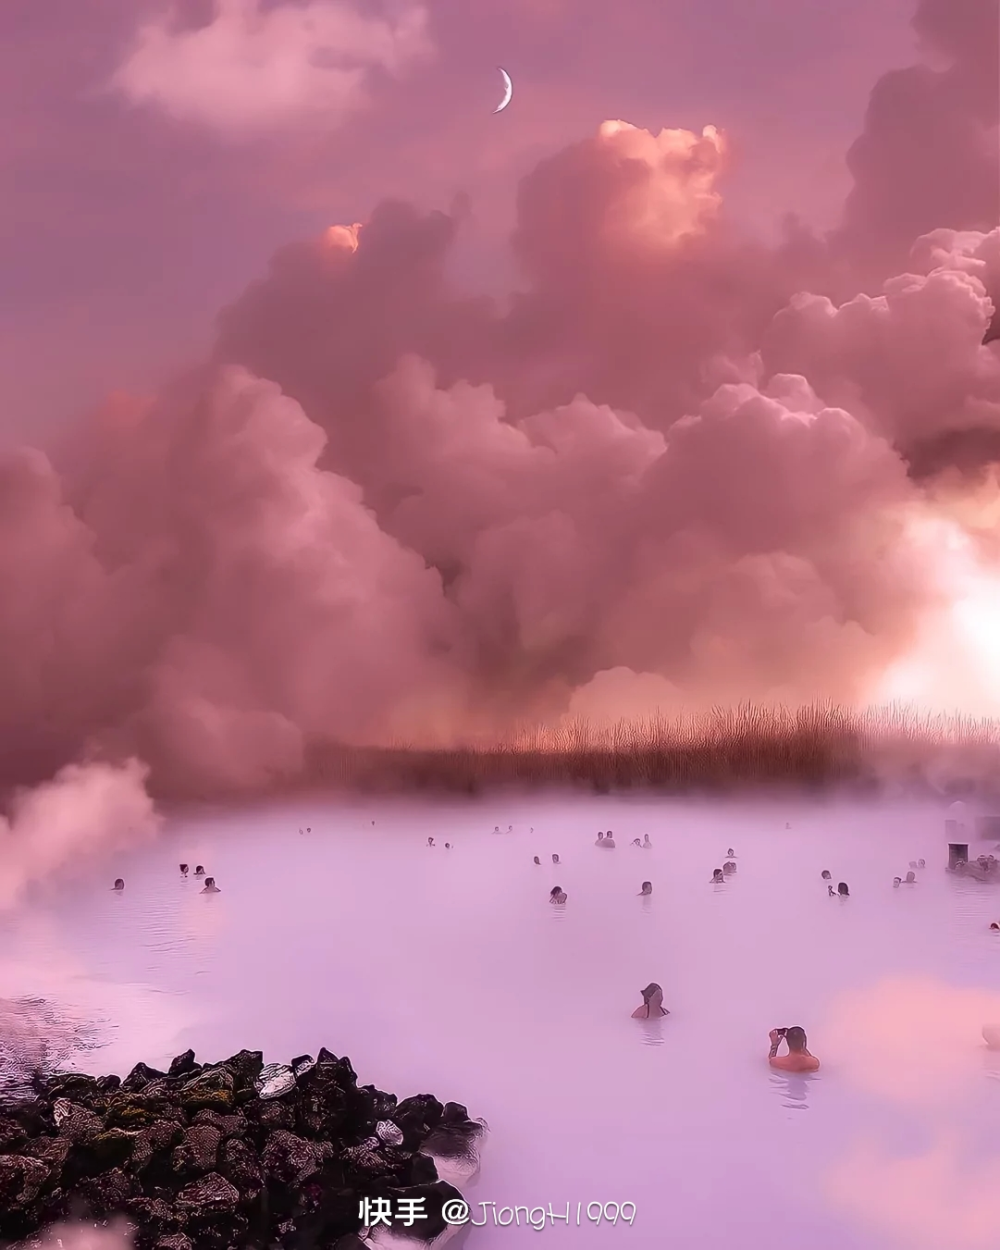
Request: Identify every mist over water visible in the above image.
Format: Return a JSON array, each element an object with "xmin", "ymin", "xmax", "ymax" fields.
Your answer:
[{"xmin": 4, "ymin": 797, "xmax": 1000, "ymax": 1248}]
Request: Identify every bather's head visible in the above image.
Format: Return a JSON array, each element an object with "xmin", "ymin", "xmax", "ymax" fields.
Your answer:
[
  {"xmin": 918, "ymin": 859, "xmax": 925, "ymax": 868},
  {"xmin": 597, "ymin": 831, "xmax": 604, "ymax": 840},
  {"xmin": 179, "ymin": 864, "xmax": 189, "ymax": 874},
  {"xmin": 641, "ymin": 983, "xmax": 663, "ymax": 1007},
  {"xmin": 712, "ymin": 868, "xmax": 725, "ymax": 883},
  {"xmin": 905, "ymin": 871, "xmax": 916, "ymax": 883},
  {"xmin": 552, "ymin": 853, "xmax": 560, "ymax": 864},
  {"xmin": 784, "ymin": 1026, "xmax": 808, "ymax": 1052},
  {"xmin": 550, "ymin": 886, "xmax": 565, "ymax": 900},
  {"xmin": 113, "ymin": 879, "xmax": 124, "ymax": 890},
  {"xmin": 727, "ymin": 848, "xmax": 735, "ymax": 857},
  {"xmin": 195, "ymin": 865, "xmax": 205, "ymax": 876},
  {"xmin": 821, "ymin": 870, "xmax": 831, "ymax": 880},
  {"xmin": 533, "ymin": 856, "xmax": 541, "ymax": 865},
  {"xmin": 640, "ymin": 881, "xmax": 652, "ymax": 895},
  {"xmin": 838, "ymin": 882, "xmax": 850, "ymax": 896},
  {"xmin": 991, "ymin": 923, "xmax": 1000, "ymax": 931}
]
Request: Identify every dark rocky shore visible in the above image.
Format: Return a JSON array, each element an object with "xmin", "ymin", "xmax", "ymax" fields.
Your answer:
[{"xmin": 0, "ymin": 1047, "xmax": 484, "ymax": 1249}]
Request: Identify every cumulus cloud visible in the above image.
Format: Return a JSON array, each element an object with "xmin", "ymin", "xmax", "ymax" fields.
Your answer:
[
  {"xmin": 111, "ymin": 0, "xmax": 433, "ymax": 137},
  {"xmin": 2, "ymin": 0, "xmax": 1000, "ymax": 803},
  {"xmin": 836, "ymin": 0, "xmax": 999, "ymax": 274}
]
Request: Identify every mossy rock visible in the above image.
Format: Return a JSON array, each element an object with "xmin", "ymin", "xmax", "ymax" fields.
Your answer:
[
  {"xmin": 106, "ymin": 1104, "xmax": 159, "ymax": 1129},
  {"xmin": 180, "ymin": 1089, "xmax": 234, "ymax": 1113},
  {"xmin": 89, "ymin": 1129, "xmax": 137, "ymax": 1167}
]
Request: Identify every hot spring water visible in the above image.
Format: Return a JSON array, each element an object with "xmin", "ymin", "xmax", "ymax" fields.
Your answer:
[{"xmin": 4, "ymin": 797, "xmax": 1000, "ymax": 1249}]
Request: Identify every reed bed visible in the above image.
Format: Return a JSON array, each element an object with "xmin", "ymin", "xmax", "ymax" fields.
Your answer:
[{"xmin": 302, "ymin": 703, "xmax": 1000, "ymax": 797}]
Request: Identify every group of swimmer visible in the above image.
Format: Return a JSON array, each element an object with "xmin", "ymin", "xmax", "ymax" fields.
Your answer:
[
  {"xmin": 627, "ymin": 986, "xmax": 820, "ymax": 1076},
  {"xmin": 541, "ymin": 832, "xmax": 826, "ymax": 1070},
  {"xmin": 820, "ymin": 871, "xmax": 851, "ymax": 897},
  {"xmin": 892, "ymin": 859, "xmax": 925, "ymax": 887},
  {"xmin": 112, "ymin": 864, "xmax": 220, "ymax": 894},
  {"xmin": 709, "ymin": 848, "xmax": 739, "ymax": 884}
]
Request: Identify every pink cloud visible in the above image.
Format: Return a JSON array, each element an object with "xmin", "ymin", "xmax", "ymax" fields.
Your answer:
[{"xmin": 111, "ymin": 0, "xmax": 433, "ymax": 137}]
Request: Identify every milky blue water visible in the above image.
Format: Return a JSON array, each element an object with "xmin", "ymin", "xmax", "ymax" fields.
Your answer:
[{"xmin": 3, "ymin": 797, "xmax": 1000, "ymax": 1249}]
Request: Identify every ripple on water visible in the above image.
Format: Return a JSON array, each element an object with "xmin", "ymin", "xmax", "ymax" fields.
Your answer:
[
  {"xmin": 768, "ymin": 1070, "xmax": 818, "ymax": 1113},
  {"xmin": 0, "ymin": 995, "xmax": 111, "ymax": 1097}
]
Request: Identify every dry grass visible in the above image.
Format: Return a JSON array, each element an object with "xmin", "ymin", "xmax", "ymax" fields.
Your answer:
[{"xmin": 301, "ymin": 703, "xmax": 1000, "ymax": 798}]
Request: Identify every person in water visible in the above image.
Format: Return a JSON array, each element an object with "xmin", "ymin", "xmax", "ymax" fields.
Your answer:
[
  {"xmin": 427, "ymin": 837, "xmax": 435, "ymax": 846},
  {"xmin": 603, "ymin": 831, "xmax": 616, "ymax": 848},
  {"xmin": 827, "ymin": 883, "xmax": 837, "ymax": 896},
  {"xmin": 631, "ymin": 837, "xmax": 641, "ymax": 846},
  {"xmin": 821, "ymin": 870, "xmax": 832, "ymax": 880},
  {"xmin": 596, "ymin": 832, "xmax": 605, "ymax": 845},
  {"xmin": 549, "ymin": 886, "xmax": 567, "ymax": 904},
  {"xmin": 768, "ymin": 1026, "xmax": 820, "ymax": 1072},
  {"xmin": 918, "ymin": 858, "xmax": 926, "ymax": 868},
  {"xmin": 990, "ymin": 922, "xmax": 999, "ymax": 931},
  {"xmin": 112, "ymin": 879, "xmax": 124, "ymax": 891},
  {"xmin": 727, "ymin": 847, "xmax": 736, "ymax": 857},
  {"xmin": 632, "ymin": 983, "xmax": 669, "ymax": 1018},
  {"xmin": 493, "ymin": 826, "xmax": 501, "ymax": 834},
  {"xmin": 551, "ymin": 853, "xmax": 560, "ymax": 865},
  {"xmin": 838, "ymin": 882, "xmax": 850, "ymax": 897},
  {"xmin": 179, "ymin": 863, "xmax": 189, "ymax": 875},
  {"xmin": 903, "ymin": 871, "xmax": 917, "ymax": 884},
  {"xmin": 533, "ymin": 856, "xmax": 541, "ymax": 865},
  {"xmin": 643, "ymin": 834, "xmax": 652, "ymax": 848},
  {"xmin": 711, "ymin": 868, "xmax": 725, "ymax": 883},
  {"xmin": 639, "ymin": 881, "xmax": 653, "ymax": 896},
  {"xmin": 201, "ymin": 877, "xmax": 221, "ymax": 894},
  {"xmin": 893, "ymin": 877, "xmax": 902, "ymax": 888},
  {"xmin": 445, "ymin": 843, "xmax": 452, "ymax": 849},
  {"xmin": 723, "ymin": 860, "xmax": 736, "ymax": 875},
  {"xmin": 195, "ymin": 866, "xmax": 205, "ymax": 877}
]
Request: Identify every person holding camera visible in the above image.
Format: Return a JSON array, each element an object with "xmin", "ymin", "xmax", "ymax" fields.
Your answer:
[{"xmin": 768, "ymin": 1026, "xmax": 820, "ymax": 1072}]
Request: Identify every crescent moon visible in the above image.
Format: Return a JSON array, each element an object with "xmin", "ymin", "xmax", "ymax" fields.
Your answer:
[{"xmin": 494, "ymin": 67, "xmax": 513, "ymax": 114}]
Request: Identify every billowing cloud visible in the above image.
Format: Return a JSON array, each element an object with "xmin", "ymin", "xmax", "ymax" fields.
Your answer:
[
  {"xmin": 111, "ymin": 0, "xmax": 433, "ymax": 137},
  {"xmin": 836, "ymin": 0, "xmax": 999, "ymax": 274},
  {"xmin": 1, "ymin": 0, "xmax": 1000, "ymax": 804},
  {"xmin": 0, "ymin": 759, "xmax": 159, "ymax": 910}
]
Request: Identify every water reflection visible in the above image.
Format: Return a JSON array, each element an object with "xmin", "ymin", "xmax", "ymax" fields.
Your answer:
[
  {"xmin": 636, "ymin": 1018, "xmax": 666, "ymax": 1047},
  {"xmin": 769, "ymin": 1069, "xmax": 818, "ymax": 1111}
]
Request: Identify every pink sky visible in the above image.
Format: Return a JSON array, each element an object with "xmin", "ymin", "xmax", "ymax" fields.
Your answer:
[{"xmin": 0, "ymin": 0, "xmax": 920, "ymax": 433}]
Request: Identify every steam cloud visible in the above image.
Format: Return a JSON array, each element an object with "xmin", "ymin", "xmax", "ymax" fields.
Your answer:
[
  {"xmin": 1, "ymin": 0, "xmax": 998, "ymax": 802},
  {"xmin": 0, "ymin": 761, "xmax": 160, "ymax": 909},
  {"xmin": 26, "ymin": 1221, "xmax": 133, "ymax": 1250},
  {"xmin": 823, "ymin": 976, "xmax": 1000, "ymax": 1250}
]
